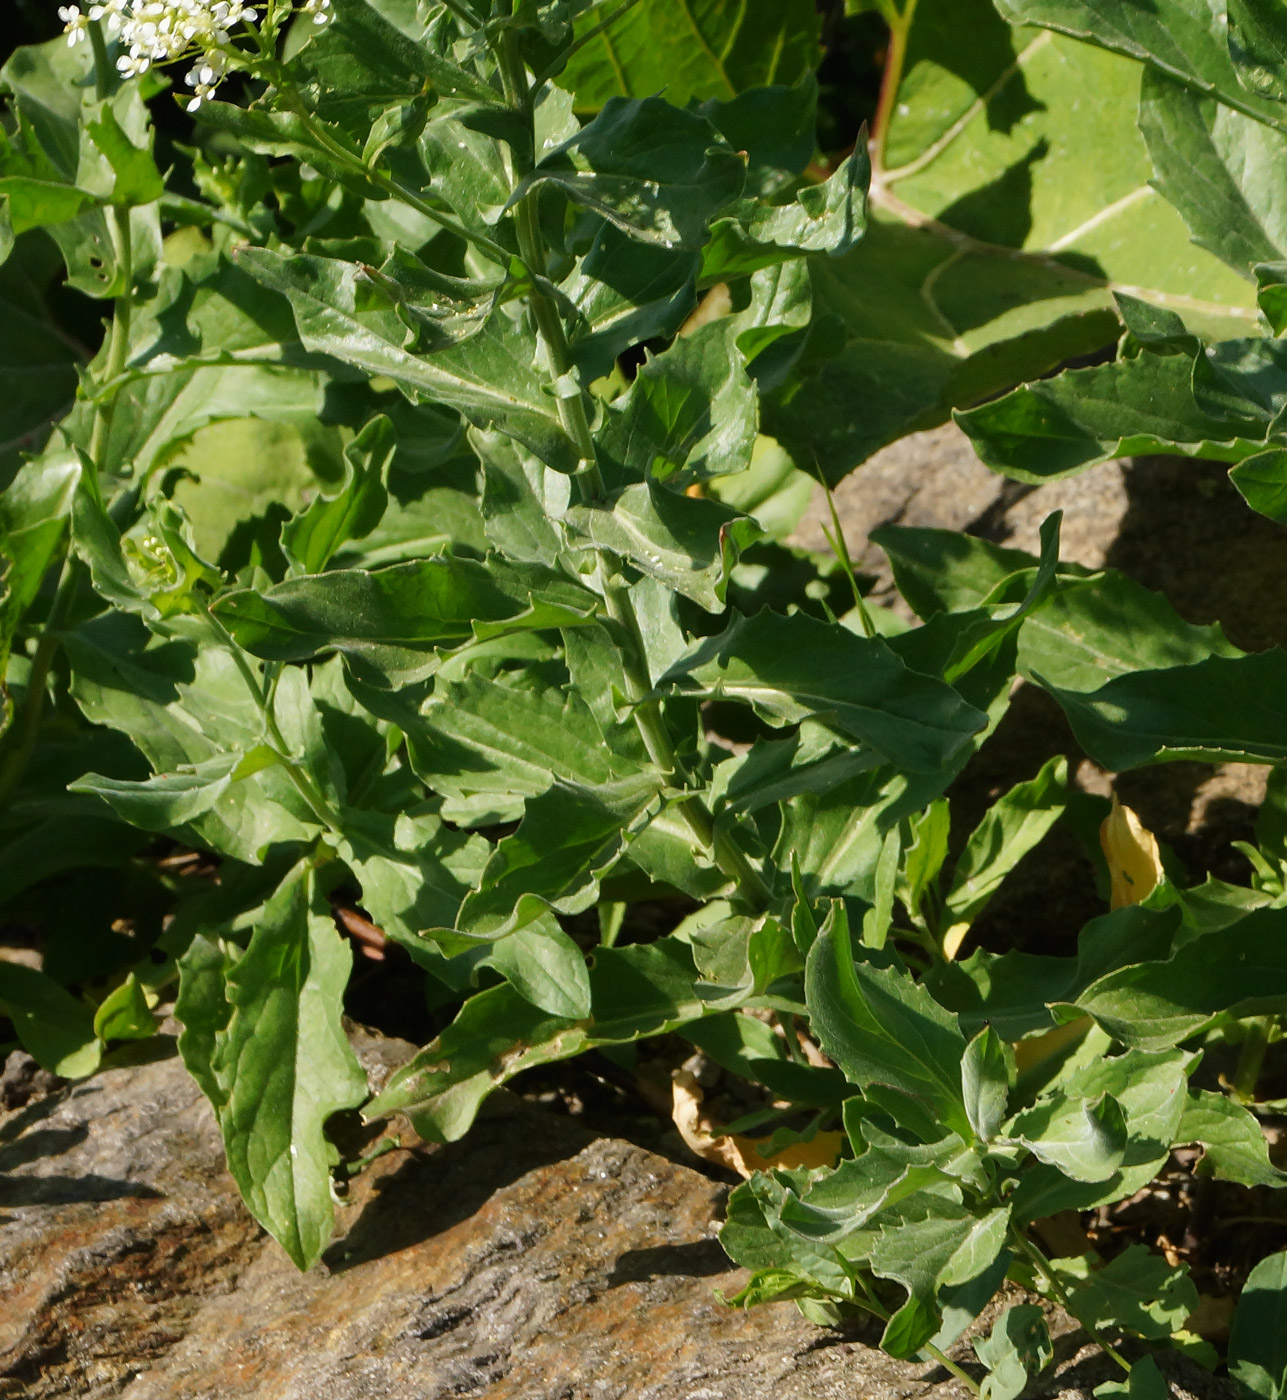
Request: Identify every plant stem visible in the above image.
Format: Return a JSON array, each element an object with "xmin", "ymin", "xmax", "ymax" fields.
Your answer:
[
  {"xmin": 599, "ymin": 571, "xmax": 771, "ymax": 909},
  {"xmin": 871, "ymin": 0, "xmax": 918, "ymax": 176},
  {"xmin": 1009, "ymin": 1227, "xmax": 1132, "ymax": 1375},
  {"xmin": 922, "ymin": 1342, "xmax": 982, "ymax": 1397},
  {"xmin": 1234, "ymin": 1015, "xmax": 1274, "ymax": 1104}
]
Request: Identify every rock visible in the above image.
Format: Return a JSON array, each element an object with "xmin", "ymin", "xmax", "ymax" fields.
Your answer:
[{"xmin": 0, "ymin": 1035, "xmax": 1236, "ymax": 1399}]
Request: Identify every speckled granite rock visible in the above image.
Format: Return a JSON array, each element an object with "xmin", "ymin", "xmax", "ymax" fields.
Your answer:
[{"xmin": 0, "ymin": 1037, "xmax": 1235, "ymax": 1400}]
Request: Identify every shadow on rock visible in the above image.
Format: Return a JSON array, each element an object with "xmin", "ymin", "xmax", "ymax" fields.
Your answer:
[
  {"xmin": 324, "ymin": 1092, "xmax": 594, "ymax": 1272},
  {"xmin": 607, "ymin": 1236, "xmax": 729, "ymax": 1286}
]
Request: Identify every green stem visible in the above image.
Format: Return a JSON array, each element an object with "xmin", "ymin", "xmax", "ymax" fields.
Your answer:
[
  {"xmin": 201, "ymin": 608, "xmax": 343, "ymax": 835},
  {"xmin": 1234, "ymin": 1016, "xmax": 1274, "ymax": 1104},
  {"xmin": 1010, "ymin": 1227, "xmax": 1131, "ymax": 1375},
  {"xmin": 89, "ymin": 20, "xmax": 114, "ymax": 100},
  {"xmin": 923, "ymin": 1342, "xmax": 982, "ymax": 1397},
  {"xmin": 599, "ymin": 571, "xmax": 771, "ymax": 909}
]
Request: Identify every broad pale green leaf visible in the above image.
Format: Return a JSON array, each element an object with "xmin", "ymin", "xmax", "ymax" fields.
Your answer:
[
  {"xmin": 961, "ymin": 1026, "xmax": 1009, "ymax": 1143},
  {"xmin": 212, "ymin": 555, "xmax": 598, "ymax": 678},
  {"xmin": 85, "ymin": 104, "xmax": 163, "ymax": 208},
  {"xmin": 0, "ymin": 177, "xmax": 93, "ymax": 233},
  {"xmin": 456, "ymin": 773, "xmax": 661, "ymax": 935},
  {"xmin": 806, "ymin": 903, "xmax": 971, "ymax": 1138},
  {"xmin": 736, "ymin": 151, "xmax": 869, "ymax": 259},
  {"xmin": 598, "ymin": 319, "xmax": 758, "ymax": 487},
  {"xmin": 769, "ymin": 0, "xmax": 1257, "ymax": 481},
  {"xmin": 657, "ymin": 609, "xmax": 988, "ymax": 774},
  {"xmin": 1060, "ymin": 1244, "xmax": 1198, "ymax": 1340},
  {"xmin": 565, "ymin": 479, "xmax": 760, "ymax": 611},
  {"xmin": 0, "ymin": 961, "xmax": 100, "ymax": 1078},
  {"xmin": 560, "ymin": 0, "xmax": 822, "ymax": 109},
  {"xmin": 1009, "ymin": 1090, "xmax": 1127, "ymax": 1182},
  {"xmin": 976, "ymin": 1305, "xmax": 1053, "ymax": 1400},
  {"xmin": 1230, "ymin": 1250, "xmax": 1287, "ymax": 1400},
  {"xmin": 1045, "ymin": 650, "xmax": 1287, "ymax": 769},
  {"xmin": 1176, "ymin": 1088, "xmax": 1287, "ymax": 1187},
  {"xmin": 1075, "ymin": 905, "xmax": 1287, "ymax": 1048},
  {"xmin": 236, "ymin": 249, "xmax": 579, "ymax": 472},
  {"xmin": 474, "ymin": 428, "xmax": 568, "ymax": 566},
  {"xmin": 944, "ymin": 756, "xmax": 1067, "ymax": 932},
  {"xmin": 995, "ymin": 0, "xmax": 1287, "ymax": 131},
  {"xmin": 1139, "ymin": 70, "xmax": 1287, "ymax": 276},
  {"xmin": 206, "ymin": 871, "xmax": 368, "ymax": 1269},
  {"xmin": 517, "ymin": 97, "xmax": 744, "ymax": 250},
  {"xmin": 366, "ymin": 938, "xmax": 712, "ymax": 1141},
  {"xmin": 281, "ymin": 414, "xmax": 393, "ymax": 575}
]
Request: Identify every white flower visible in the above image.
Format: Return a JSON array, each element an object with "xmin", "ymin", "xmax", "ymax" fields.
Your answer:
[{"xmin": 59, "ymin": 4, "xmax": 90, "ymax": 43}]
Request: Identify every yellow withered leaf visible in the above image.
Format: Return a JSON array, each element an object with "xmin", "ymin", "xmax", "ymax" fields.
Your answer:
[
  {"xmin": 670, "ymin": 1070, "xmax": 843, "ymax": 1179},
  {"xmin": 1100, "ymin": 793, "xmax": 1164, "ymax": 910}
]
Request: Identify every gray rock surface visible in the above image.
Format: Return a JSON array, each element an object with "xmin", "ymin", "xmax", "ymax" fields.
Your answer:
[{"xmin": 0, "ymin": 1038, "xmax": 1229, "ymax": 1400}]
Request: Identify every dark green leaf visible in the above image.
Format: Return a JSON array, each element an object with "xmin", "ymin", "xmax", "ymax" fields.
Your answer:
[
  {"xmin": 962, "ymin": 1026, "xmax": 1009, "ymax": 1143},
  {"xmin": 657, "ymin": 609, "xmax": 988, "ymax": 774},
  {"xmin": 1062, "ymin": 1243, "xmax": 1198, "ymax": 1340},
  {"xmin": 282, "ymin": 414, "xmax": 392, "ymax": 575},
  {"xmin": 484, "ymin": 919, "xmax": 592, "ymax": 1018},
  {"xmin": 1009, "ymin": 1090, "xmax": 1128, "ymax": 1182},
  {"xmin": 518, "ymin": 97, "xmax": 744, "ymax": 250},
  {"xmin": 806, "ymin": 902, "xmax": 971, "ymax": 1138}
]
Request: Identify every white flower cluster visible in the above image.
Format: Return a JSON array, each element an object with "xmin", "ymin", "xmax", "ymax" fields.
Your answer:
[{"xmin": 59, "ymin": 0, "xmax": 331, "ymax": 111}]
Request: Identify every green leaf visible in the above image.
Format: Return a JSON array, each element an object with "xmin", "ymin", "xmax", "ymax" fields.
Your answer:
[
  {"xmin": 484, "ymin": 919, "xmax": 592, "ymax": 1019},
  {"xmin": 85, "ymin": 104, "xmax": 163, "ymax": 208},
  {"xmin": 66, "ymin": 620, "xmax": 319, "ymax": 863},
  {"xmin": 1230, "ymin": 1250, "xmax": 1287, "ymax": 1400},
  {"xmin": 1061, "ymin": 1244, "xmax": 1198, "ymax": 1341},
  {"xmin": 657, "ymin": 609, "xmax": 988, "ymax": 774},
  {"xmin": 769, "ymin": 0, "xmax": 1257, "ymax": 481},
  {"xmin": 1044, "ymin": 650, "xmax": 1287, "ymax": 769},
  {"xmin": 735, "ymin": 150, "xmax": 869, "ymax": 258},
  {"xmin": 0, "ymin": 961, "xmax": 100, "ymax": 1078},
  {"xmin": 202, "ymin": 868, "xmax": 368, "ymax": 1270},
  {"xmin": 1093, "ymin": 1356, "xmax": 1170, "ymax": 1400},
  {"xmin": 995, "ymin": 0, "xmax": 1287, "ymax": 132},
  {"xmin": 281, "ymin": 414, "xmax": 392, "ymax": 575},
  {"xmin": 1176, "ymin": 1088, "xmax": 1287, "ymax": 1187},
  {"xmin": 366, "ymin": 938, "xmax": 711, "ymax": 1142},
  {"xmin": 1229, "ymin": 0, "xmax": 1287, "ymax": 102},
  {"xmin": 1139, "ymin": 69, "xmax": 1287, "ymax": 276},
  {"xmin": 68, "ymin": 750, "xmax": 257, "ymax": 832},
  {"xmin": 961, "ymin": 1026, "xmax": 1009, "ymax": 1144},
  {"xmin": 1009, "ymin": 1090, "xmax": 1128, "ymax": 1182},
  {"xmin": 456, "ymin": 773, "xmax": 661, "ymax": 935},
  {"xmin": 1230, "ymin": 445, "xmax": 1287, "ymax": 523},
  {"xmin": 560, "ymin": 0, "xmax": 822, "ymax": 109},
  {"xmin": 806, "ymin": 902, "xmax": 971, "ymax": 1139},
  {"xmin": 235, "ymin": 249, "xmax": 579, "ymax": 472},
  {"xmin": 175, "ymin": 933, "xmax": 233, "ymax": 1110},
  {"xmin": 976, "ymin": 1305, "xmax": 1053, "ymax": 1400},
  {"xmin": 0, "ymin": 176, "xmax": 94, "ymax": 233},
  {"xmin": 869, "ymin": 1201, "xmax": 1012, "ymax": 1358},
  {"xmin": 565, "ymin": 479, "xmax": 761, "ymax": 611},
  {"xmin": 517, "ymin": 96, "xmax": 745, "ymax": 250},
  {"xmin": 211, "ymin": 555, "xmax": 597, "ymax": 679},
  {"xmin": 561, "ymin": 223, "xmax": 699, "ymax": 382},
  {"xmin": 598, "ymin": 319, "xmax": 759, "ymax": 487},
  {"xmin": 93, "ymin": 972, "xmax": 158, "ymax": 1043},
  {"xmin": 943, "ymin": 756, "xmax": 1067, "ymax": 933},
  {"xmin": 1075, "ymin": 906, "xmax": 1287, "ymax": 1048},
  {"xmin": 337, "ymin": 808, "xmax": 489, "ymax": 955}
]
